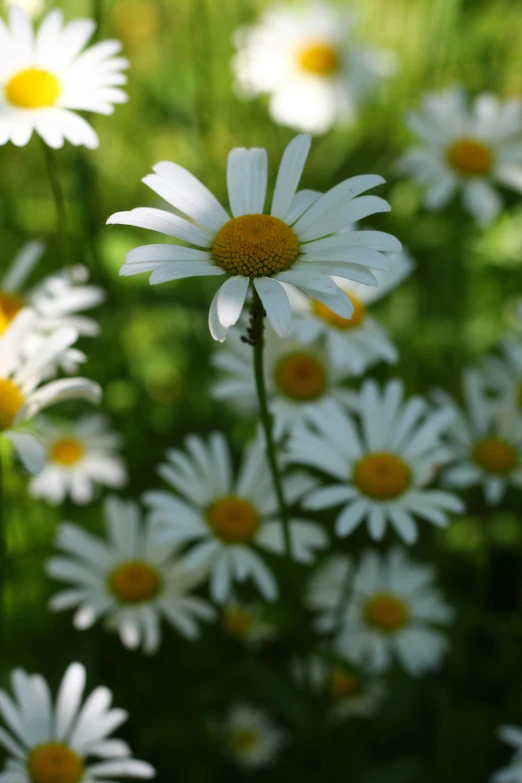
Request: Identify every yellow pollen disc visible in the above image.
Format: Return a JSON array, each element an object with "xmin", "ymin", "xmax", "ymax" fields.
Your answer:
[
  {"xmin": 353, "ymin": 452, "xmax": 411, "ymax": 500},
  {"xmin": 206, "ymin": 497, "xmax": 259, "ymax": 543},
  {"xmin": 6, "ymin": 68, "xmax": 61, "ymax": 109},
  {"xmin": 222, "ymin": 608, "xmax": 254, "ymax": 638},
  {"xmin": 365, "ymin": 593, "xmax": 409, "ymax": 632},
  {"xmin": 0, "ymin": 378, "xmax": 25, "ymax": 432},
  {"xmin": 109, "ymin": 561, "xmax": 161, "ymax": 603},
  {"xmin": 313, "ymin": 292, "xmax": 366, "ymax": 330},
  {"xmin": 212, "ymin": 214, "xmax": 300, "ymax": 278},
  {"xmin": 274, "ymin": 351, "xmax": 326, "ymax": 402},
  {"xmin": 232, "ymin": 730, "xmax": 258, "ymax": 752},
  {"xmin": 472, "ymin": 437, "xmax": 518, "ymax": 475},
  {"xmin": 327, "ymin": 669, "xmax": 361, "ymax": 700},
  {"xmin": 50, "ymin": 438, "xmax": 85, "ymax": 466},
  {"xmin": 298, "ymin": 41, "xmax": 340, "ymax": 75},
  {"xmin": 447, "ymin": 138, "xmax": 493, "ymax": 177},
  {"xmin": 0, "ymin": 292, "xmax": 24, "ymax": 335},
  {"xmin": 28, "ymin": 744, "xmax": 84, "ymax": 783}
]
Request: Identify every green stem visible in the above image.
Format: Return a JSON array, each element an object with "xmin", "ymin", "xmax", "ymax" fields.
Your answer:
[
  {"xmin": 0, "ymin": 448, "xmax": 5, "ymax": 654},
  {"xmin": 40, "ymin": 140, "xmax": 71, "ymax": 266},
  {"xmin": 93, "ymin": 0, "xmax": 103, "ymax": 39},
  {"xmin": 250, "ymin": 290, "xmax": 293, "ymax": 560}
]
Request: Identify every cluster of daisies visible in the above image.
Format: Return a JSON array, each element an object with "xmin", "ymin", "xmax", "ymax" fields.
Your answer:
[{"xmin": 1, "ymin": 0, "xmax": 522, "ymax": 778}]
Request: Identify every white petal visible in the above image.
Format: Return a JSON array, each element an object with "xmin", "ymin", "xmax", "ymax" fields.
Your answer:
[
  {"xmin": 4, "ymin": 432, "xmax": 45, "ymax": 474},
  {"xmin": 227, "ymin": 147, "xmax": 268, "ymax": 216},
  {"xmin": 271, "ymin": 135, "xmax": 312, "ymax": 219},
  {"xmin": 253, "ymin": 278, "xmax": 291, "ymax": 337},
  {"xmin": 216, "ymin": 276, "xmax": 250, "ymax": 328}
]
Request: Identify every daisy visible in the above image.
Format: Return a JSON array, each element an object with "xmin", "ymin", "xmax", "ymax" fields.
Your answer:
[
  {"xmin": 493, "ymin": 725, "xmax": 522, "ymax": 783},
  {"xmin": 107, "ymin": 133, "xmax": 400, "ymax": 341},
  {"xmin": 0, "ymin": 6, "xmax": 129, "ymax": 148},
  {"xmin": 212, "ymin": 326, "xmax": 358, "ymax": 439},
  {"xmin": 29, "ymin": 415, "xmax": 127, "ymax": 505},
  {"xmin": 396, "ymin": 86, "xmax": 522, "ymax": 226},
  {"xmin": 434, "ymin": 371, "xmax": 522, "ymax": 505},
  {"xmin": 287, "ymin": 380, "xmax": 463, "ymax": 543},
  {"xmin": 480, "ymin": 339, "xmax": 522, "ymax": 415},
  {"xmin": 293, "ymin": 654, "xmax": 385, "ymax": 720},
  {"xmin": 221, "ymin": 600, "xmax": 277, "ymax": 646},
  {"xmin": 285, "ymin": 245, "xmax": 414, "ymax": 374},
  {"xmin": 0, "ymin": 309, "xmax": 101, "ymax": 473},
  {"xmin": 310, "ymin": 549, "xmax": 454, "ymax": 675},
  {"xmin": 0, "ymin": 661, "xmax": 155, "ymax": 782},
  {"xmin": 222, "ymin": 704, "xmax": 285, "ymax": 770},
  {"xmin": 143, "ymin": 433, "xmax": 327, "ymax": 603},
  {"xmin": 46, "ymin": 496, "xmax": 215, "ymax": 653},
  {"xmin": 232, "ymin": 1, "xmax": 395, "ymax": 134}
]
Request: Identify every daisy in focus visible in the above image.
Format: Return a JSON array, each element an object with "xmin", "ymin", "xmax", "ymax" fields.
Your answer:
[
  {"xmin": 29, "ymin": 415, "xmax": 127, "ymax": 505},
  {"xmin": 222, "ymin": 704, "xmax": 285, "ymax": 770},
  {"xmin": 221, "ymin": 600, "xmax": 277, "ymax": 646},
  {"xmin": 0, "ymin": 6, "xmax": 129, "ymax": 148},
  {"xmin": 143, "ymin": 433, "xmax": 327, "ymax": 602},
  {"xmin": 232, "ymin": 1, "xmax": 395, "ymax": 134},
  {"xmin": 435, "ymin": 371, "xmax": 522, "ymax": 505},
  {"xmin": 47, "ymin": 497, "xmax": 214, "ymax": 653},
  {"xmin": 285, "ymin": 246, "xmax": 413, "ymax": 374},
  {"xmin": 493, "ymin": 725, "xmax": 522, "ymax": 783},
  {"xmin": 212, "ymin": 327, "xmax": 357, "ymax": 439},
  {"xmin": 0, "ymin": 662, "xmax": 155, "ymax": 782},
  {"xmin": 397, "ymin": 87, "xmax": 522, "ymax": 226},
  {"xmin": 108, "ymin": 134, "xmax": 400, "ymax": 341},
  {"xmin": 287, "ymin": 380, "xmax": 463, "ymax": 544},
  {"xmin": 0, "ymin": 309, "xmax": 101, "ymax": 473},
  {"xmin": 309, "ymin": 549, "xmax": 454, "ymax": 675}
]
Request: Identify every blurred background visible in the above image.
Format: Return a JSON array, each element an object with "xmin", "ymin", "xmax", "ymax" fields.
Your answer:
[{"xmin": 2, "ymin": 0, "xmax": 522, "ymax": 780}]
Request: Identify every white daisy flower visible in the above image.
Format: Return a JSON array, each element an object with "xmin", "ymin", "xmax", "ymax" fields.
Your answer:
[
  {"xmin": 4, "ymin": 0, "xmax": 44, "ymax": 17},
  {"xmin": 212, "ymin": 326, "xmax": 357, "ymax": 439},
  {"xmin": 221, "ymin": 600, "xmax": 277, "ymax": 646},
  {"xmin": 0, "ymin": 6, "xmax": 129, "ymax": 148},
  {"xmin": 292, "ymin": 654, "xmax": 385, "ymax": 720},
  {"xmin": 0, "ymin": 309, "xmax": 101, "ymax": 473},
  {"xmin": 107, "ymin": 134, "xmax": 400, "ymax": 342},
  {"xmin": 480, "ymin": 339, "xmax": 522, "ymax": 416},
  {"xmin": 397, "ymin": 86, "xmax": 522, "ymax": 226},
  {"xmin": 310, "ymin": 549, "xmax": 454, "ymax": 676},
  {"xmin": 29, "ymin": 415, "xmax": 127, "ymax": 505},
  {"xmin": 143, "ymin": 433, "xmax": 327, "ymax": 603},
  {"xmin": 46, "ymin": 496, "xmax": 215, "ymax": 654},
  {"xmin": 435, "ymin": 371, "xmax": 522, "ymax": 505},
  {"xmin": 285, "ymin": 245, "xmax": 414, "ymax": 374},
  {"xmin": 286, "ymin": 379, "xmax": 464, "ymax": 544},
  {"xmin": 493, "ymin": 725, "xmax": 522, "ymax": 783},
  {"xmin": 232, "ymin": 1, "xmax": 395, "ymax": 135},
  {"xmin": 0, "ymin": 661, "xmax": 155, "ymax": 783},
  {"xmin": 222, "ymin": 704, "xmax": 285, "ymax": 770}
]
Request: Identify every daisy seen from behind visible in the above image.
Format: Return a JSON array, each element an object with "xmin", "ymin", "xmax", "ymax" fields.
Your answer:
[
  {"xmin": 108, "ymin": 133, "xmax": 400, "ymax": 341},
  {"xmin": 0, "ymin": 309, "xmax": 101, "ymax": 473},
  {"xmin": 286, "ymin": 379, "xmax": 463, "ymax": 544},
  {"xmin": 222, "ymin": 704, "xmax": 286, "ymax": 770},
  {"xmin": 29, "ymin": 415, "xmax": 127, "ymax": 505},
  {"xmin": 143, "ymin": 432, "xmax": 327, "ymax": 603},
  {"xmin": 0, "ymin": 662, "xmax": 155, "ymax": 782},
  {"xmin": 397, "ymin": 86, "xmax": 522, "ymax": 226},
  {"xmin": 232, "ymin": 1, "xmax": 395, "ymax": 134},
  {"xmin": 46, "ymin": 496, "xmax": 214, "ymax": 654},
  {"xmin": 493, "ymin": 725, "xmax": 522, "ymax": 783},
  {"xmin": 0, "ymin": 5, "xmax": 129, "ymax": 148}
]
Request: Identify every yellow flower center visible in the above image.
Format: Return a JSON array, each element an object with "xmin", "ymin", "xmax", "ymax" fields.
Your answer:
[
  {"xmin": 327, "ymin": 669, "xmax": 361, "ymax": 700},
  {"xmin": 365, "ymin": 594, "xmax": 409, "ymax": 632},
  {"xmin": 0, "ymin": 292, "xmax": 24, "ymax": 335},
  {"xmin": 472, "ymin": 437, "xmax": 518, "ymax": 475},
  {"xmin": 231, "ymin": 730, "xmax": 259, "ymax": 752},
  {"xmin": 222, "ymin": 608, "xmax": 255, "ymax": 639},
  {"xmin": 212, "ymin": 214, "xmax": 300, "ymax": 278},
  {"xmin": 49, "ymin": 438, "xmax": 85, "ymax": 466},
  {"xmin": 313, "ymin": 292, "xmax": 366, "ymax": 330},
  {"xmin": 206, "ymin": 496, "xmax": 259, "ymax": 543},
  {"xmin": 109, "ymin": 561, "xmax": 161, "ymax": 604},
  {"xmin": 447, "ymin": 138, "xmax": 493, "ymax": 177},
  {"xmin": 28, "ymin": 744, "xmax": 84, "ymax": 783},
  {"xmin": 298, "ymin": 41, "xmax": 340, "ymax": 75},
  {"xmin": 353, "ymin": 452, "xmax": 411, "ymax": 500},
  {"xmin": 5, "ymin": 68, "xmax": 61, "ymax": 109},
  {"xmin": 274, "ymin": 351, "xmax": 327, "ymax": 402},
  {"xmin": 0, "ymin": 378, "xmax": 25, "ymax": 432}
]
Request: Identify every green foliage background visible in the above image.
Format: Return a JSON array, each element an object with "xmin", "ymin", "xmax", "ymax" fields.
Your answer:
[{"xmin": 2, "ymin": 0, "xmax": 522, "ymax": 779}]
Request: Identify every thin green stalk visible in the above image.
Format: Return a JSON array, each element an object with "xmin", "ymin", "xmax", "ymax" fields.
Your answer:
[
  {"xmin": 40, "ymin": 140, "xmax": 71, "ymax": 266},
  {"xmin": 0, "ymin": 449, "xmax": 5, "ymax": 653},
  {"xmin": 93, "ymin": 0, "xmax": 103, "ymax": 39},
  {"xmin": 250, "ymin": 290, "xmax": 293, "ymax": 560}
]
